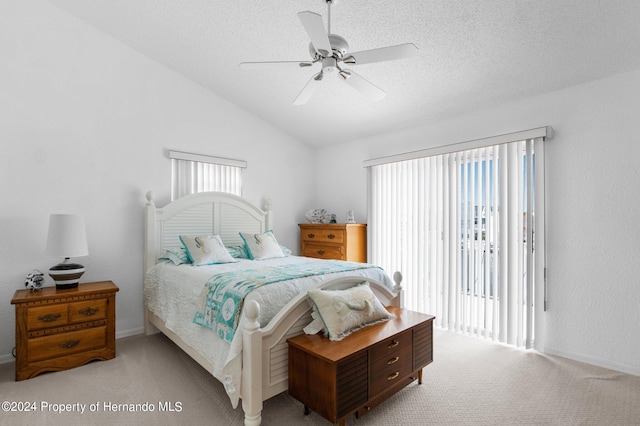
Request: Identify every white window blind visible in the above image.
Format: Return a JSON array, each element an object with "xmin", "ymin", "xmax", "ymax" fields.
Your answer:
[
  {"xmin": 170, "ymin": 151, "xmax": 245, "ymax": 201},
  {"xmin": 367, "ymin": 129, "xmax": 549, "ymax": 349}
]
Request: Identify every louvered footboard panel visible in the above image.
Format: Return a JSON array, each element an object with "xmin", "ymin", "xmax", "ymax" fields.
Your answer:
[{"xmin": 263, "ymin": 311, "xmax": 312, "ymax": 397}]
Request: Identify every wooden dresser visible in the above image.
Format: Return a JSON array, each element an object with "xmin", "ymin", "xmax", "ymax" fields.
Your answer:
[
  {"xmin": 287, "ymin": 307, "xmax": 434, "ymax": 425},
  {"xmin": 11, "ymin": 281, "xmax": 119, "ymax": 381},
  {"xmin": 299, "ymin": 223, "xmax": 367, "ymax": 262}
]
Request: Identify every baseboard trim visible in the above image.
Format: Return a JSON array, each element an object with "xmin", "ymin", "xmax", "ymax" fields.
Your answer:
[
  {"xmin": 0, "ymin": 327, "xmax": 146, "ymax": 365},
  {"xmin": 544, "ymin": 345, "xmax": 640, "ymax": 377},
  {"xmin": 116, "ymin": 327, "xmax": 144, "ymax": 340}
]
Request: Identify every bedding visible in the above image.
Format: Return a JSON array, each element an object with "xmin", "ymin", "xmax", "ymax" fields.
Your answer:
[
  {"xmin": 193, "ymin": 259, "xmax": 381, "ymax": 343},
  {"xmin": 143, "ymin": 255, "xmax": 394, "ymax": 408}
]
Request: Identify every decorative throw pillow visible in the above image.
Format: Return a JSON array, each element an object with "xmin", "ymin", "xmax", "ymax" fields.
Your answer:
[
  {"xmin": 226, "ymin": 244, "xmax": 250, "ymax": 259},
  {"xmin": 304, "ymin": 283, "xmax": 394, "ymax": 341},
  {"xmin": 158, "ymin": 247, "xmax": 191, "ymax": 265},
  {"xmin": 239, "ymin": 230, "xmax": 285, "ymax": 260},
  {"xmin": 179, "ymin": 235, "xmax": 238, "ymax": 266}
]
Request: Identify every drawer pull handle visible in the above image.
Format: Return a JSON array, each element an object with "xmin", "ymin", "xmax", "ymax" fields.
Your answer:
[
  {"xmin": 317, "ymin": 250, "xmax": 325, "ymax": 255},
  {"xmin": 38, "ymin": 313, "xmax": 61, "ymax": 323},
  {"xmin": 387, "ymin": 339, "xmax": 400, "ymax": 349},
  {"xmin": 387, "ymin": 356, "xmax": 400, "ymax": 365},
  {"xmin": 387, "ymin": 371, "xmax": 400, "ymax": 381},
  {"xmin": 307, "ymin": 233, "xmax": 315, "ymax": 238},
  {"xmin": 327, "ymin": 233, "xmax": 335, "ymax": 239},
  {"xmin": 79, "ymin": 307, "xmax": 99, "ymax": 316},
  {"xmin": 59, "ymin": 339, "xmax": 80, "ymax": 349}
]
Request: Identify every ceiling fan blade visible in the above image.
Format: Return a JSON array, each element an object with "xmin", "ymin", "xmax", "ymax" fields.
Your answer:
[
  {"xmin": 293, "ymin": 72, "xmax": 323, "ymax": 105},
  {"xmin": 298, "ymin": 11, "xmax": 332, "ymax": 57},
  {"xmin": 239, "ymin": 61, "xmax": 314, "ymax": 69},
  {"xmin": 338, "ymin": 70, "xmax": 386, "ymax": 102},
  {"xmin": 343, "ymin": 43, "xmax": 418, "ymax": 66}
]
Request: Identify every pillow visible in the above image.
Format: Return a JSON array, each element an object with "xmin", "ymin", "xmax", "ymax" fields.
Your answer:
[
  {"xmin": 158, "ymin": 247, "xmax": 191, "ymax": 265},
  {"xmin": 179, "ymin": 235, "xmax": 238, "ymax": 266},
  {"xmin": 239, "ymin": 230, "xmax": 285, "ymax": 260},
  {"xmin": 226, "ymin": 244, "xmax": 250, "ymax": 259},
  {"xmin": 279, "ymin": 245, "xmax": 292, "ymax": 256},
  {"xmin": 304, "ymin": 283, "xmax": 394, "ymax": 341}
]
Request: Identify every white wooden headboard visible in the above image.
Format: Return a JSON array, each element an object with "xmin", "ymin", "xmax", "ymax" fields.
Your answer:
[{"xmin": 144, "ymin": 191, "xmax": 272, "ymax": 273}]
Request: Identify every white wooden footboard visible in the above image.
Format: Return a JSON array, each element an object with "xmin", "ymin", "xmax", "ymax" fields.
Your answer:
[{"xmin": 240, "ymin": 273, "xmax": 403, "ymax": 426}]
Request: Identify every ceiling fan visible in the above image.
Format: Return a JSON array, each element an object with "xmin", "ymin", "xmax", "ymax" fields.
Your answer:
[{"xmin": 239, "ymin": 0, "xmax": 418, "ymax": 105}]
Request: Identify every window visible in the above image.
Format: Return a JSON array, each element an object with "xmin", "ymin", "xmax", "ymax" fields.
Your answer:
[
  {"xmin": 366, "ymin": 128, "xmax": 550, "ymax": 349},
  {"xmin": 170, "ymin": 151, "xmax": 246, "ymax": 201}
]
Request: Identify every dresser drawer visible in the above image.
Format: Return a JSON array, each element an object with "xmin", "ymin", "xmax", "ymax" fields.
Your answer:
[
  {"xmin": 301, "ymin": 243, "xmax": 344, "ymax": 259},
  {"xmin": 27, "ymin": 304, "xmax": 69, "ymax": 331},
  {"xmin": 69, "ymin": 299, "xmax": 106, "ymax": 323},
  {"xmin": 301, "ymin": 228, "xmax": 345, "ymax": 243},
  {"xmin": 28, "ymin": 326, "xmax": 107, "ymax": 363},
  {"xmin": 370, "ymin": 344, "xmax": 413, "ymax": 395},
  {"xmin": 369, "ymin": 329, "xmax": 412, "ymax": 361}
]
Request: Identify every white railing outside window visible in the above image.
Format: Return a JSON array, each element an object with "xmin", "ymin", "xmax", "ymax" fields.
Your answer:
[{"xmin": 367, "ymin": 129, "xmax": 549, "ymax": 349}]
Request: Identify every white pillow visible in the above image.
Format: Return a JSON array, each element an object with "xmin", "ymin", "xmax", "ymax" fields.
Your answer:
[
  {"xmin": 304, "ymin": 283, "xmax": 394, "ymax": 341},
  {"xmin": 179, "ymin": 235, "xmax": 237, "ymax": 266},
  {"xmin": 239, "ymin": 230, "xmax": 285, "ymax": 260},
  {"xmin": 158, "ymin": 247, "xmax": 191, "ymax": 265}
]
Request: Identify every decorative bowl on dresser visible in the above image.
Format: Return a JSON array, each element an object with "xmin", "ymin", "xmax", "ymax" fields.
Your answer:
[
  {"xmin": 10, "ymin": 281, "xmax": 119, "ymax": 381},
  {"xmin": 287, "ymin": 307, "xmax": 434, "ymax": 426},
  {"xmin": 299, "ymin": 223, "xmax": 367, "ymax": 262}
]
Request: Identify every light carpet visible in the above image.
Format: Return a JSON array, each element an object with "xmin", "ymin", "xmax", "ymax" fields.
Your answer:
[{"xmin": 1, "ymin": 330, "xmax": 639, "ymax": 426}]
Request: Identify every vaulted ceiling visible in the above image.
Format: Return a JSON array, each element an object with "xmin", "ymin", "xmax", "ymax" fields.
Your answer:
[{"xmin": 47, "ymin": 0, "xmax": 640, "ymax": 147}]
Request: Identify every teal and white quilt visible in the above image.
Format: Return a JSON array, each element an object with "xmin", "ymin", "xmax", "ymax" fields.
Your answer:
[{"xmin": 193, "ymin": 260, "xmax": 378, "ymax": 342}]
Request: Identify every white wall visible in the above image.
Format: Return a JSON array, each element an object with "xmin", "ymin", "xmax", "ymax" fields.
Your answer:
[
  {"xmin": 315, "ymin": 69, "xmax": 640, "ymax": 376},
  {"xmin": 0, "ymin": 0, "xmax": 315, "ymax": 361}
]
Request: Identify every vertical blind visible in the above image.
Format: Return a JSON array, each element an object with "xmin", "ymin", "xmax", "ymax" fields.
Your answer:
[
  {"xmin": 170, "ymin": 151, "xmax": 245, "ymax": 201},
  {"xmin": 367, "ymin": 132, "xmax": 548, "ymax": 349}
]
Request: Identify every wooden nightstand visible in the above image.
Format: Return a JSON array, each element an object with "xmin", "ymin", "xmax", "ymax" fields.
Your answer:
[
  {"xmin": 287, "ymin": 307, "xmax": 434, "ymax": 425},
  {"xmin": 299, "ymin": 223, "xmax": 367, "ymax": 262},
  {"xmin": 11, "ymin": 281, "xmax": 119, "ymax": 381}
]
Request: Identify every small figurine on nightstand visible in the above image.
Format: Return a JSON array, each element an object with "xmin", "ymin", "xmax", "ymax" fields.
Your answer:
[
  {"xmin": 329, "ymin": 214, "xmax": 337, "ymax": 223},
  {"xmin": 24, "ymin": 269, "xmax": 44, "ymax": 291},
  {"xmin": 346, "ymin": 209, "xmax": 356, "ymax": 223}
]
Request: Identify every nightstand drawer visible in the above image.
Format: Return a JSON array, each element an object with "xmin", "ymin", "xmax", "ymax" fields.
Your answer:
[
  {"xmin": 69, "ymin": 299, "xmax": 106, "ymax": 323},
  {"xmin": 27, "ymin": 304, "xmax": 69, "ymax": 331},
  {"xmin": 28, "ymin": 326, "xmax": 107, "ymax": 363},
  {"xmin": 301, "ymin": 228, "xmax": 345, "ymax": 243}
]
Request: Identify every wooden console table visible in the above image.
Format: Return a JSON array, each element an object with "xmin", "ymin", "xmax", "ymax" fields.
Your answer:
[{"xmin": 287, "ymin": 307, "xmax": 434, "ymax": 425}]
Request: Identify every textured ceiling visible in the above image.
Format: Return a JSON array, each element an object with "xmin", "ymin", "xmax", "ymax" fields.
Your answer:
[{"xmin": 47, "ymin": 0, "xmax": 640, "ymax": 147}]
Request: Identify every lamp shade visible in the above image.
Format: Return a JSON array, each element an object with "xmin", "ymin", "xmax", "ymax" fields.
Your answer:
[
  {"xmin": 46, "ymin": 214, "xmax": 88, "ymax": 289},
  {"xmin": 45, "ymin": 214, "xmax": 89, "ymax": 257}
]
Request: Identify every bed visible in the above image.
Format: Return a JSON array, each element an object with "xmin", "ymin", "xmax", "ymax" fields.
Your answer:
[{"xmin": 143, "ymin": 191, "xmax": 403, "ymax": 426}]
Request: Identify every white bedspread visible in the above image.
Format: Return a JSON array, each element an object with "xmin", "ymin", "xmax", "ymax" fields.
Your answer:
[{"xmin": 143, "ymin": 256, "xmax": 394, "ymax": 408}]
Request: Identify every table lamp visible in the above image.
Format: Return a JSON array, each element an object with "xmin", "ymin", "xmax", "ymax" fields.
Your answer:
[{"xmin": 45, "ymin": 214, "xmax": 89, "ymax": 289}]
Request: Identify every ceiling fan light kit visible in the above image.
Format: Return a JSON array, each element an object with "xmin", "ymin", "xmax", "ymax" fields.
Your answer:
[{"xmin": 239, "ymin": 0, "xmax": 418, "ymax": 105}]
